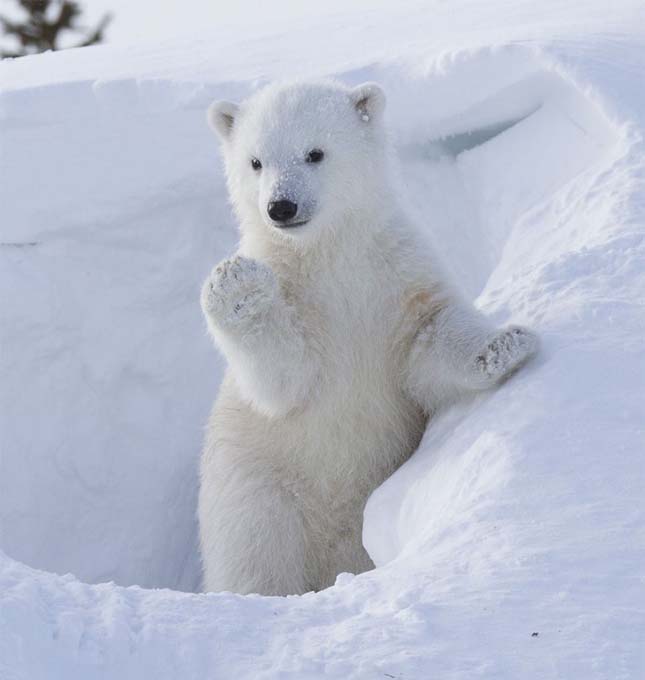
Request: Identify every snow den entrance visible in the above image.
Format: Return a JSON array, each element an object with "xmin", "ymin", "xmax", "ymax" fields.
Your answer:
[{"xmin": 1, "ymin": 47, "xmax": 619, "ymax": 595}]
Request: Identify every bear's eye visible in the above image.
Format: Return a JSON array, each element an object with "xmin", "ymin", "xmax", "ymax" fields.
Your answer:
[
  {"xmin": 306, "ymin": 149, "xmax": 324, "ymax": 164},
  {"xmin": 251, "ymin": 157, "xmax": 262, "ymax": 171}
]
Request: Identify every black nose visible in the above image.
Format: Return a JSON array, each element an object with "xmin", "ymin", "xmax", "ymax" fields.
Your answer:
[{"xmin": 268, "ymin": 200, "xmax": 298, "ymax": 222}]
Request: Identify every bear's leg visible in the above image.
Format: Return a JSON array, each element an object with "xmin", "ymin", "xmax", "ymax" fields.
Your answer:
[
  {"xmin": 405, "ymin": 303, "xmax": 538, "ymax": 409},
  {"xmin": 199, "ymin": 446, "xmax": 308, "ymax": 596},
  {"xmin": 201, "ymin": 255, "xmax": 320, "ymax": 417}
]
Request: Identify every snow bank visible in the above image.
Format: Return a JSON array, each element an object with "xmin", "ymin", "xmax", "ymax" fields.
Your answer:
[{"xmin": 2, "ymin": 2, "xmax": 644, "ymax": 677}]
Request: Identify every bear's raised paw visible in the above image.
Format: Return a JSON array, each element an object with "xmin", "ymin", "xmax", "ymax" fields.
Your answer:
[{"xmin": 201, "ymin": 256, "xmax": 278, "ymax": 330}]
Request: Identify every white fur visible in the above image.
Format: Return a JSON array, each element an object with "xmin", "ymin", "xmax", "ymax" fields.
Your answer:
[{"xmin": 199, "ymin": 79, "xmax": 538, "ymax": 596}]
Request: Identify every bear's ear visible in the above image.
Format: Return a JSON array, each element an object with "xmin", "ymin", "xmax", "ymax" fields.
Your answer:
[
  {"xmin": 207, "ymin": 101, "xmax": 239, "ymax": 140},
  {"xmin": 350, "ymin": 82, "xmax": 386, "ymax": 123}
]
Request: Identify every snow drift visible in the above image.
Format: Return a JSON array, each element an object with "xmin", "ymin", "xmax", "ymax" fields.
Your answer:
[{"xmin": 1, "ymin": 2, "xmax": 644, "ymax": 677}]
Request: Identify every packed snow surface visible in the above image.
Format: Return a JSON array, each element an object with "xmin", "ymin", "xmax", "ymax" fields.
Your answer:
[{"xmin": 1, "ymin": 1, "xmax": 645, "ymax": 678}]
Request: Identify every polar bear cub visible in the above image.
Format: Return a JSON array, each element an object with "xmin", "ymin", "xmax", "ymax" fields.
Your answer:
[{"xmin": 199, "ymin": 80, "xmax": 537, "ymax": 596}]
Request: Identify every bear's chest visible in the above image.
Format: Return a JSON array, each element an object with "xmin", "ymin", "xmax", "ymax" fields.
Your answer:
[
  {"xmin": 299, "ymin": 268, "xmax": 400, "ymax": 362},
  {"xmin": 284, "ymin": 279, "xmax": 410, "ymax": 426}
]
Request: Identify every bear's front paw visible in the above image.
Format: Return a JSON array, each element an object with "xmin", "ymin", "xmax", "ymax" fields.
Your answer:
[
  {"xmin": 201, "ymin": 256, "xmax": 278, "ymax": 330},
  {"xmin": 472, "ymin": 325, "xmax": 538, "ymax": 386}
]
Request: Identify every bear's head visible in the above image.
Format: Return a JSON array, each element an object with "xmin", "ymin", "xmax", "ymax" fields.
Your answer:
[{"xmin": 207, "ymin": 80, "xmax": 390, "ymax": 249}]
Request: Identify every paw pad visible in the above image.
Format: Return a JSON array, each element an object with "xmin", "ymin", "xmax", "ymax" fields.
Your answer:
[
  {"xmin": 475, "ymin": 326, "xmax": 538, "ymax": 382},
  {"xmin": 201, "ymin": 256, "xmax": 277, "ymax": 327}
]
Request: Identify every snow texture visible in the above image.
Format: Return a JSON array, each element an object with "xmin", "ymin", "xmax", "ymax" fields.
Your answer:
[{"xmin": 1, "ymin": 1, "xmax": 645, "ymax": 677}]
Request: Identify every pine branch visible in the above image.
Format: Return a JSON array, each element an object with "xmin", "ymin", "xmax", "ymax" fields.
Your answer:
[
  {"xmin": 76, "ymin": 12, "xmax": 112, "ymax": 48},
  {"xmin": 1, "ymin": 0, "xmax": 112, "ymax": 57}
]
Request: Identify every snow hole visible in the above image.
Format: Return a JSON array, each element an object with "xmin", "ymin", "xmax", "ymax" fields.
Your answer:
[{"xmin": 1, "ymin": 46, "xmax": 619, "ymax": 595}]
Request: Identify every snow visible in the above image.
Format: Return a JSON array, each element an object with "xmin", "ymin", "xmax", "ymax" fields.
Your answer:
[{"xmin": 2, "ymin": 1, "xmax": 645, "ymax": 677}]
